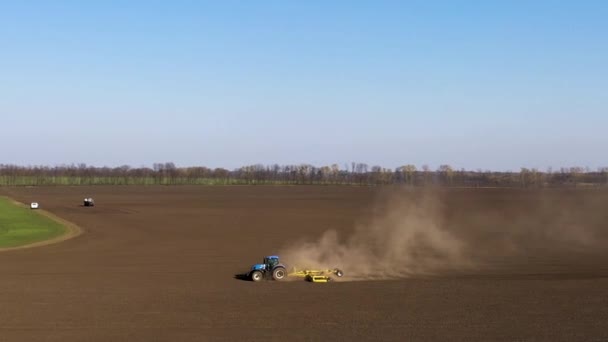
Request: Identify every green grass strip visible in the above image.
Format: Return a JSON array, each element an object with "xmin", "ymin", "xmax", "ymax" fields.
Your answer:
[{"xmin": 0, "ymin": 197, "xmax": 66, "ymax": 248}]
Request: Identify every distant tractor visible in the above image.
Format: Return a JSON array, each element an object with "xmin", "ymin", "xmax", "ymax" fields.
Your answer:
[
  {"xmin": 248, "ymin": 255, "xmax": 287, "ymax": 282},
  {"xmin": 83, "ymin": 198, "xmax": 95, "ymax": 207},
  {"xmin": 30, "ymin": 202, "xmax": 39, "ymax": 209}
]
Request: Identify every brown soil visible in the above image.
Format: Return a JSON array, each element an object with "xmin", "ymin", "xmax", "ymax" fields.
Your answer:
[{"xmin": 0, "ymin": 186, "xmax": 607, "ymax": 341}]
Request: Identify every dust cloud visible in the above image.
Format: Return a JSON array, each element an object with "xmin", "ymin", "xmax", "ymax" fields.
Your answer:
[
  {"xmin": 280, "ymin": 188, "xmax": 608, "ymax": 281},
  {"xmin": 280, "ymin": 190, "xmax": 472, "ymax": 280}
]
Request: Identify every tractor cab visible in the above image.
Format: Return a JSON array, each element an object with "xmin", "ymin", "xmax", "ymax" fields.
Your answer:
[{"xmin": 264, "ymin": 256, "xmax": 280, "ymax": 269}]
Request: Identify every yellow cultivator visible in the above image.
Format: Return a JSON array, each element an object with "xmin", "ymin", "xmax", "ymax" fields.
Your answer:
[{"xmin": 288, "ymin": 268, "xmax": 344, "ymax": 283}]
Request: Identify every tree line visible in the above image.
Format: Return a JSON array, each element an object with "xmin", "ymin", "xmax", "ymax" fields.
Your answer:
[{"xmin": 0, "ymin": 163, "xmax": 607, "ymax": 187}]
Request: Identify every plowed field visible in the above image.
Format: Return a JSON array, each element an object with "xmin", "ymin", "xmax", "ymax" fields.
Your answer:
[{"xmin": 1, "ymin": 186, "xmax": 607, "ymax": 341}]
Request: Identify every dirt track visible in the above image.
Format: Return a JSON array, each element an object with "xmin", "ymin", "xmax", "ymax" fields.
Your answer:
[{"xmin": 0, "ymin": 186, "xmax": 607, "ymax": 341}]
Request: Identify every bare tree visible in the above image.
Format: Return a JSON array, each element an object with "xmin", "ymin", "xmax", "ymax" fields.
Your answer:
[
  {"xmin": 397, "ymin": 164, "xmax": 417, "ymax": 186},
  {"xmin": 599, "ymin": 167, "xmax": 608, "ymax": 185},
  {"xmin": 570, "ymin": 166, "xmax": 585, "ymax": 187},
  {"xmin": 438, "ymin": 164, "xmax": 454, "ymax": 186}
]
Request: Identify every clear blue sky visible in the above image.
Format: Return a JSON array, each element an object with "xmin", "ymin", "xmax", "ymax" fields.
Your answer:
[{"xmin": 1, "ymin": 1, "xmax": 606, "ymax": 171}]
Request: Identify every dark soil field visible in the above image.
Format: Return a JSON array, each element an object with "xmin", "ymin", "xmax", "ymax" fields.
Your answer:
[{"xmin": 1, "ymin": 186, "xmax": 608, "ymax": 341}]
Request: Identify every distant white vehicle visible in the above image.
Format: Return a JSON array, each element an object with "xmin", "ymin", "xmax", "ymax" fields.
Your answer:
[
  {"xmin": 83, "ymin": 198, "xmax": 95, "ymax": 207},
  {"xmin": 30, "ymin": 202, "xmax": 39, "ymax": 209}
]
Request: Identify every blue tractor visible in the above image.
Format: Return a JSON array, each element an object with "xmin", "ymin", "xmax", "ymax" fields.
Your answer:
[{"xmin": 248, "ymin": 255, "xmax": 287, "ymax": 282}]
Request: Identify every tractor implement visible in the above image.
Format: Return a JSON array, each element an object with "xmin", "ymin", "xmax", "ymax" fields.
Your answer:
[{"xmin": 288, "ymin": 268, "xmax": 344, "ymax": 283}]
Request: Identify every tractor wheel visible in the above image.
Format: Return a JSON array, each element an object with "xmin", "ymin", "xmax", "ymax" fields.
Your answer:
[
  {"xmin": 272, "ymin": 267, "xmax": 286, "ymax": 281},
  {"xmin": 251, "ymin": 271, "xmax": 263, "ymax": 282}
]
